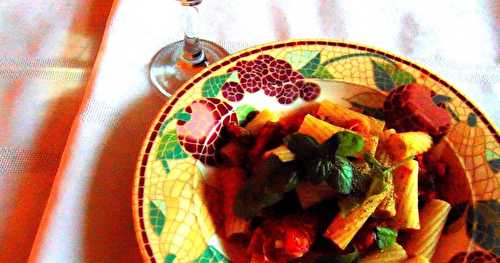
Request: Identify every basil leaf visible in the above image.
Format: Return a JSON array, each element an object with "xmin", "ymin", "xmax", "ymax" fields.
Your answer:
[
  {"xmin": 333, "ymin": 131, "xmax": 365, "ymax": 157},
  {"xmin": 265, "ymin": 168, "xmax": 299, "ymax": 193},
  {"xmin": 363, "ymin": 153, "xmax": 386, "ymax": 174},
  {"xmin": 304, "ymin": 158, "xmax": 335, "ymax": 185},
  {"xmin": 375, "ymin": 227, "xmax": 398, "ymax": 250},
  {"xmin": 327, "ymin": 156, "xmax": 354, "ymax": 194},
  {"xmin": 351, "ymin": 170, "xmax": 372, "ymax": 196},
  {"xmin": 285, "ymin": 133, "xmax": 320, "ymax": 160},
  {"xmin": 234, "ymin": 156, "xmax": 299, "ymax": 219},
  {"xmin": 319, "ymin": 134, "xmax": 340, "ymax": 156}
]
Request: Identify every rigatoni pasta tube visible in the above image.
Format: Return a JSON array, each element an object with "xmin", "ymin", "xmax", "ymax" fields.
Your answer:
[
  {"xmin": 375, "ymin": 184, "xmax": 396, "ymax": 217},
  {"xmin": 360, "ymin": 243, "xmax": 408, "ymax": 263},
  {"xmin": 298, "ymin": 114, "xmax": 345, "ymax": 143},
  {"xmin": 245, "ymin": 109, "xmax": 279, "ymax": 134},
  {"xmin": 394, "ymin": 160, "xmax": 420, "ymax": 230},
  {"xmin": 324, "ymin": 190, "xmax": 388, "ymax": 250},
  {"xmin": 264, "ymin": 145, "xmax": 295, "ymax": 162},
  {"xmin": 317, "ymin": 100, "xmax": 385, "ymax": 136},
  {"xmin": 376, "ymin": 176, "xmax": 396, "ymax": 218},
  {"xmin": 386, "ymin": 132, "xmax": 432, "ymax": 161},
  {"xmin": 298, "ymin": 114, "xmax": 378, "ymax": 155},
  {"xmin": 404, "ymin": 199, "xmax": 451, "ymax": 259},
  {"xmin": 222, "ymin": 167, "xmax": 250, "ymax": 238}
]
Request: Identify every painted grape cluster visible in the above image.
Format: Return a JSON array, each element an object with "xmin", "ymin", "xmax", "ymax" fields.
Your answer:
[{"xmin": 221, "ymin": 54, "xmax": 320, "ymax": 104}]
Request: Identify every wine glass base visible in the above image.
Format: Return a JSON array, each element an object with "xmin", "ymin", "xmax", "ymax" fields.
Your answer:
[{"xmin": 149, "ymin": 39, "xmax": 229, "ymax": 97}]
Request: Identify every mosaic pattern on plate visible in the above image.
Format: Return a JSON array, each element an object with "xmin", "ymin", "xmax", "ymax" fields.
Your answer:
[{"xmin": 134, "ymin": 40, "xmax": 500, "ymax": 263}]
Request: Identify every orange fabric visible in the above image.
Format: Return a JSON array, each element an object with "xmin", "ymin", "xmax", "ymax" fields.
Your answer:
[{"xmin": 0, "ymin": 1, "xmax": 113, "ymax": 262}]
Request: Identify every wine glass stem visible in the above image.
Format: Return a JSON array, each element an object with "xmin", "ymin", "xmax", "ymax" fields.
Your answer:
[{"xmin": 181, "ymin": 4, "xmax": 206, "ymax": 65}]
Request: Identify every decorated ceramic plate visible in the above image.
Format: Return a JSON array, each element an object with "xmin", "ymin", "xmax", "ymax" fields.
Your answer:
[{"xmin": 133, "ymin": 39, "xmax": 499, "ymax": 263}]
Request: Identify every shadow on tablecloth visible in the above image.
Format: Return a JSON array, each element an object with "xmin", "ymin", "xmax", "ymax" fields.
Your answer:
[
  {"xmin": 82, "ymin": 89, "xmax": 165, "ymax": 262},
  {"xmin": 0, "ymin": 86, "xmax": 85, "ymax": 263}
]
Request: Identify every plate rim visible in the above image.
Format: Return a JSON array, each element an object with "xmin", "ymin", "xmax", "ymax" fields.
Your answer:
[{"xmin": 132, "ymin": 38, "xmax": 500, "ymax": 262}]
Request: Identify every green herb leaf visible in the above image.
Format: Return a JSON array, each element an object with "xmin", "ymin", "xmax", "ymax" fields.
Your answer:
[
  {"xmin": 319, "ymin": 134, "xmax": 340, "ymax": 156},
  {"xmin": 351, "ymin": 169, "xmax": 372, "ymax": 196},
  {"xmin": 327, "ymin": 156, "xmax": 354, "ymax": 194},
  {"xmin": 304, "ymin": 158, "xmax": 336, "ymax": 185},
  {"xmin": 363, "ymin": 153, "xmax": 386, "ymax": 174},
  {"xmin": 375, "ymin": 227, "xmax": 398, "ymax": 250},
  {"xmin": 234, "ymin": 156, "xmax": 298, "ymax": 219},
  {"xmin": 333, "ymin": 131, "xmax": 365, "ymax": 157},
  {"xmin": 202, "ymin": 73, "xmax": 232, "ymax": 97},
  {"xmin": 285, "ymin": 133, "xmax": 320, "ymax": 160}
]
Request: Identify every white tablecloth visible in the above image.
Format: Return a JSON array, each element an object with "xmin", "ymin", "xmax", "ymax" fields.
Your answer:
[
  {"xmin": 0, "ymin": 0, "xmax": 498, "ymax": 262},
  {"xmin": 0, "ymin": 0, "xmax": 113, "ymax": 262}
]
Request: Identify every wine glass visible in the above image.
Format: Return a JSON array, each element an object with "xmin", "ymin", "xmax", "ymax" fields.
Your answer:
[{"xmin": 149, "ymin": 0, "xmax": 229, "ymax": 97}]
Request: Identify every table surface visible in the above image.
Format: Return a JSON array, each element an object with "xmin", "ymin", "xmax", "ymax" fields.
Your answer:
[{"xmin": 0, "ymin": 0, "xmax": 499, "ymax": 262}]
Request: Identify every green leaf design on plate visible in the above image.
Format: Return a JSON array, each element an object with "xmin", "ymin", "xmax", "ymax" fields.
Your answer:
[
  {"xmin": 467, "ymin": 112, "xmax": 478, "ymax": 127},
  {"xmin": 371, "ymin": 61, "xmax": 395, "ymax": 91},
  {"xmin": 234, "ymin": 104, "xmax": 256, "ymax": 123},
  {"xmin": 156, "ymin": 131, "xmax": 189, "ymax": 160},
  {"xmin": 432, "ymin": 94, "xmax": 453, "ymax": 105},
  {"xmin": 159, "ymin": 108, "xmax": 190, "ymax": 136},
  {"xmin": 488, "ymin": 159, "xmax": 500, "ymax": 173},
  {"xmin": 202, "ymin": 73, "xmax": 232, "ymax": 98},
  {"xmin": 299, "ymin": 52, "xmax": 321, "ymax": 77},
  {"xmin": 158, "ymin": 108, "xmax": 191, "ymax": 135},
  {"xmin": 193, "ymin": 245, "xmax": 229, "ymax": 263},
  {"xmin": 164, "ymin": 254, "xmax": 176, "ymax": 263},
  {"xmin": 161, "ymin": 159, "xmax": 170, "ymax": 173},
  {"xmin": 312, "ymin": 64, "xmax": 334, "ymax": 79},
  {"xmin": 485, "ymin": 149, "xmax": 500, "ymax": 173},
  {"xmin": 485, "ymin": 149, "xmax": 499, "ymax": 160},
  {"xmin": 297, "ymin": 52, "xmax": 333, "ymax": 79},
  {"xmin": 174, "ymin": 109, "xmax": 191, "ymax": 122},
  {"xmin": 466, "ymin": 200, "xmax": 500, "ymax": 255},
  {"xmin": 285, "ymin": 50, "xmax": 319, "ymax": 69},
  {"xmin": 371, "ymin": 60, "xmax": 415, "ymax": 91},
  {"xmin": 158, "ymin": 117, "xmax": 173, "ymax": 136},
  {"xmin": 149, "ymin": 200, "xmax": 166, "ymax": 235},
  {"xmin": 391, "ymin": 69, "xmax": 415, "ymax": 87}
]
